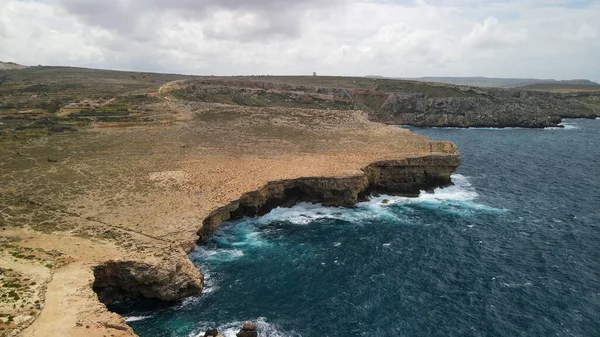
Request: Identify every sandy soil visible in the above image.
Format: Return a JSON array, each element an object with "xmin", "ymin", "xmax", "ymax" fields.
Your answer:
[{"xmin": 0, "ymin": 91, "xmax": 457, "ymax": 336}]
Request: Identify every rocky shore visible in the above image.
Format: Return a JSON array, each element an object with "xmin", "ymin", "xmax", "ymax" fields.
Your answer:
[
  {"xmin": 199, "ymin": 154, "xmax": 459, "ymax": 242},
  {"xmin": 6, "ymin": 67, "xmax": 597, "ymax": 336},
  {"xmin": 92, "ymin": 153, "xmax": 459, "ymax": 307},
  {"xmin": 1, "ymin": 83, "xmax": 460, "ymax": 336},
  {"xmin": 168, "ymin": 78, "xmax": 600, "ymax": 128}
]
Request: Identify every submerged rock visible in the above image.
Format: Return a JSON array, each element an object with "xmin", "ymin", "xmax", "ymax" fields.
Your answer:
[
  {"xmin": 236, "ymin": 322, "xmax": 258, "ymax": 337},
  {"xmin": 204, "ymin": 328, "xmax": 219, "ymax": 337}
]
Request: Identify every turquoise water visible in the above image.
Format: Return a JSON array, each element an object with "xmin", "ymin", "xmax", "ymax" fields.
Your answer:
[{"xmin": 112, "ymin": 119, "xmax": 600, "ymax": 337}]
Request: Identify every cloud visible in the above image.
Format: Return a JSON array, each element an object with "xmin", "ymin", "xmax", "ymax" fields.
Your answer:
[
  {"xmin": 0, "ymin": 0, "xmax": 599, "ymax": 81},
  {"xmin": 56, "ymin": 0, "xmax": 348, "ymax": 42},
  {"xmin": 561, "ymin": 23, "xmax": 599, "ymax": 41},
  {"xmin": 0, "ymin": 1, "xmax": 104, "ymax": 66},
  {"xmin": 462, "ymin": 17, "xmax": 528, "ymax": 50}
]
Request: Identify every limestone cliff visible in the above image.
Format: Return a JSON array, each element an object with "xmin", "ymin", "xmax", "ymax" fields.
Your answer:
[
  {"xmin": 92, "ymin": 150, "xmax": 459, "ymax": 305},
  {"xmin": 167, "ymin": 78, "xmax": 600, "ymax": 128},
  {"xmin": 374, "ymin": 89, "xmax": 597, "ymax": 128},
  {"xmin": 93, "ymin": 249, "xmax": 204, "ymax": 303},
  {"xmin": 200, "ymin": 151, "xmax": 460, "ymax": 241}
]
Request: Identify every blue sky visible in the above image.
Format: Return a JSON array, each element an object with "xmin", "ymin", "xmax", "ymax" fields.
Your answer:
[{"xmin": 0, "ymin": 0, "xmax": 598, "ymax": 81}]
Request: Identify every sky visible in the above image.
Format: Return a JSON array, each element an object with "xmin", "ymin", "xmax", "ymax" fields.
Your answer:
[{"xmin": 0, "ymin": 0, "xmax": 599, "ymax": 81}]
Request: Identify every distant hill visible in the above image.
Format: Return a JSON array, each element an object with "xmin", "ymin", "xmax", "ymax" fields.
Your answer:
[
  {"xmin": 517, "ymin": 82, "xmax": 600, "ymax": 92},
  {"xmin": 366, "ymin": 76, "xmax": 599, "ymax": 88},
  {"xmin": 0, "ymin": 61, "xmax": 27, "ymax": 70}
]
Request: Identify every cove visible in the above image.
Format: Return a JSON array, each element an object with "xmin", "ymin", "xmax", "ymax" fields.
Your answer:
[{"xmin": 112, "ymin": 119, "xmax": 600, "ymax": 337}]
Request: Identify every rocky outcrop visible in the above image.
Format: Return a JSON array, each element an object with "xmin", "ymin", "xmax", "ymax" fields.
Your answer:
[
  {"xmin": 237, "ymin": 322, "xmax": 258, "ymax": 337},
  {"xmin": 92, "ymin": 148, "xmax": 460, "ymax": 306},
  {"xmin": 92, "ymin": 250, "xmax": 204, "ymax": 303},
  {"xmin": 373, "ymin": 89, "xmax": 599, "ymax": 128},
  {"xmin": 199, "ymin": 151, "xmax": 460, "ymax": 241},
  {"xmin": 204, "ymin": 328, "xmax": 220, "ymax": 337},
  {"xmin": 0, "ymin": 61, "xmax": 27, "ymax": 70},
  {"xmin": 166, "ymin": 79, "xmax": 600, "ymax": 128}
]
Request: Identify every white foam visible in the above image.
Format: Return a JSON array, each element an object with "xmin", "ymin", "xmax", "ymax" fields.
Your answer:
[
  {"xmin": 191, "ymin": 317, "xmax": 299, "ymax": 337},
  {"xmin": 124, "ymin": 316, "xmax": 151, "ymax": 322},
  {"xmin": 558, "ymin": 122, "xmax": 579, "ymax": 129},
  {"xmin": 193, "ymin": 247, "xmax": 245, "ymax": 262},
  {"xmin": 401, "ymin": 125, "xmax": 531, "ymax": 130},
  {"xmin": 367, "ymin": 174, "xmax": 478, "ymax": 205},
  {"xmin": 243, "ymin": 174, "xmax": 500, "ymax": 226},
  {"xmin": 501, "ymin": 281, "xmax": 533, "ymax": 288}
]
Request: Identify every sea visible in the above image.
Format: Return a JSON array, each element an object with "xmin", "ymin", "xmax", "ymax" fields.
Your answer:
[{"xmin": 111, "ymin": 118, "xmax": 600, "ymax": 337}]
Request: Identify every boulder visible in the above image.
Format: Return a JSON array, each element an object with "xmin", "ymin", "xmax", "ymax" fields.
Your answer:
[
  {"xmin": 204, "ymin": 328, "xmax": 219, "ymax": 337},
  {"xmin": 236, "ymin": 322, "xmax": 258, "ymax": 337}
]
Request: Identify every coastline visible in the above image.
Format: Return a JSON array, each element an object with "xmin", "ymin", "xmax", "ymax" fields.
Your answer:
[
  {"xmin": 3, "ymin": 67, "xmax": 596, "ymax": 336},
  {"xmin": 1, "ymin": 101, "xmax": 459, "ymax": 336}
]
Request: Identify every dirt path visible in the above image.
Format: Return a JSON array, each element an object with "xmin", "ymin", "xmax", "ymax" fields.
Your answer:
[{"xmin": 21, "ymin": 262, "xmax": 133, "ymax": 337}]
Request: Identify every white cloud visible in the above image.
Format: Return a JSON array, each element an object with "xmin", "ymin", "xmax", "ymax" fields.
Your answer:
[
  {"xmin": 562, "ymin": 23, "xmax": 599, "ymax": 41},
  {"xmin": 462, "ymin": 17, "xmax": 528, "ymax": 50},
  {"xmin": 0, "ymin": 0, "xmax": 599, "ymax": 81},
  {"xmin": 0, "ymin": 1, "xmax": 104, "ymax": 66}
]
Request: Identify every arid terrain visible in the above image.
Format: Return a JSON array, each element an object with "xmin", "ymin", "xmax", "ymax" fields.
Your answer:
[
  {"xmin": 0, "ymin": 66, "xmax": 462, "ymax": 336},
  {"xmin": 4, "ymin": 64, "xmax": 600, "ymax": 336},
  {"xmin": 3, "ymin": 65, "xmax": 600, "ymax": 336}
]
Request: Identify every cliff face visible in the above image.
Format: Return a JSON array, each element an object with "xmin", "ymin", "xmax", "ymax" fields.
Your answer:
[
  {"xmin": 374, "ymin": 89, "xmax": 599, "ymax": 128},
  {"xmin": 168, "ymin": 79, "xmax": 600, "ymax": 128},
  {"xmin": 93, "ymin": 250, "xmax": 205, "ymax": 303},
  {"xmin": 200, "ymin": 151, "xmax": 460, "ymax": 241},
  {"xmin": 92, "ymin": 151, "xmax": 459, "ymax": 306}
]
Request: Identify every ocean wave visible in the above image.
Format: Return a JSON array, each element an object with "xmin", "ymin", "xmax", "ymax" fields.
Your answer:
[
  {"xmin": 558, "ymin": 122, "xmax": 579, "ymax": 129},
  {"xmin": 191, "ymin": 174, "xmax": 501, "ymax": 267},
  {"xmin": 255, "ymin": 174, "xmax": 500, "ymax": 225},
  {"xmin": 403, "ymin": 125, "xmax": 534, "ymax": 130},
  {"xmin": 192, "ymin": 247, "xmax": 245, "ymax": 263},
  {"xmin": 124, "ymin": 316, "xmax": 152, "ymax": 322},
  {"xmin": 189, "ymin": 317, "xmax": 300, "ymax": 337},
  {"xmin": 365, "ymin": 174, "xmax": 503, "ymax": 215},
  {"xmin": 248, "ymin": 174, "xmax": 499, "ymax": 225}
]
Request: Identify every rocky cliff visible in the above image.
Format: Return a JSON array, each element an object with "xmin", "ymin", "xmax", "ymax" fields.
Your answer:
[
  {"xmin": 167, "ymin": 78, "xmax": 600, "ymax": 128},
  {"xmin": 200, "ymin": 151, "xmax": 460, "ymax": 242},
  {"xmin": 93, "ymin": 249, "xmax": 205, "ymax": 303},
  {"xmin": 374, "ymin": 89, "xmax": 599, "ymax": 128},
  {"xmin": 92, "ymin": 150, "xmax": 460, "ymax": 305}
]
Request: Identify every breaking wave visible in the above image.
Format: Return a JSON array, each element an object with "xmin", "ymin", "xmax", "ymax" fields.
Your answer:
[
  {"xmin": 188, "ymin": 318, "xmax": 300, "ymax": 337},
  {"xmin": 255, "ymin": 174, "xmax": 499, "ymax": 226},
  {"xmin": 124, "ymin": 316, "xmax": 152, "ymax": 323},
  {"xmin": 190, "ymin": 174, "xmax": 499, "ymax": 265},
  {"xmin": 112, "ymin": 118, "xmax": 600, "ymax": 337}
]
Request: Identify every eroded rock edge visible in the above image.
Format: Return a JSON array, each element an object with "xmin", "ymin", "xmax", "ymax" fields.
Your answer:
[{"xmin": 92, "ymin": 151, "xmax": 460, "ymax": 306}]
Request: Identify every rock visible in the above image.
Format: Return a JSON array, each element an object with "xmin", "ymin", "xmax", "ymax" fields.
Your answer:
[
  {"xmin": 373, "ymin": 88, "xmax": 600, "ymax": 128},
  {"xmin": 199, "ymin": 153, "xmax": 460, "ymax": 241},
  {"xmin": 92, "ymin": 249, "xmax": 204, "ymax": 303},
  {"xmin": 204, "ymin": 328, "xmax": 219, "ymax": 337},
  {"xmin": 92, "ymin": 153, "xmax": 460, "ymax": 305},
  {"xmin": 236, "ymin": 322, "xmax": 258, "ymax": 337},
  {"xmin": 165, "ymin": 78, "xmax": 600, "ymax": 128},
  {"xmin": 242, "ymin": 322, "xmax": 256, "ymax": 330}
]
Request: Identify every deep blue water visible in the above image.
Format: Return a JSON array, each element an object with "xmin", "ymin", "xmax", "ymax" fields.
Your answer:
[{"xmin": 113, "ymin": 119, "xmax": 600, "ymax": 337}]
